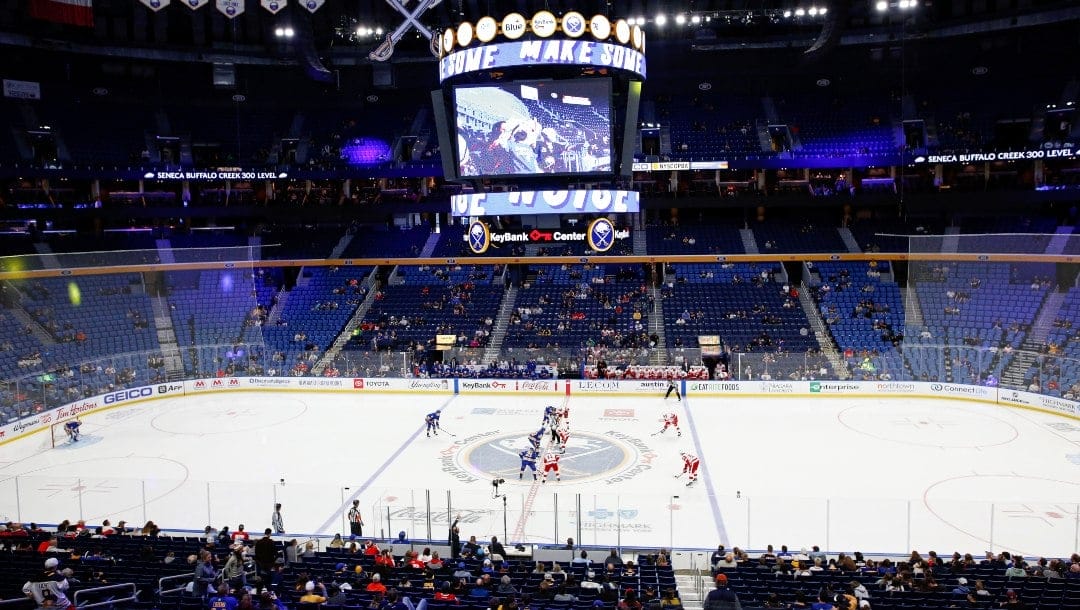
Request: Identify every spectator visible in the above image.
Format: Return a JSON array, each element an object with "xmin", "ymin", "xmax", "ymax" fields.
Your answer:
[
  {"xmin": 605, "ymin": 549, "xmax": 624, "ymax": 567},
  {"xmin": 209, "ymin": 584, "xmax": 238, "ymax": 610},
  {"xmin": 703, "ymin": 574, "xmax": 741, "ymax": 610},
  {"xmin": 192, "ymin": 550, "xmax": 218, "ymax": 598},
  {"xmin": 366, "ymin": 573, "xmax": 387, "ymax": 594}
]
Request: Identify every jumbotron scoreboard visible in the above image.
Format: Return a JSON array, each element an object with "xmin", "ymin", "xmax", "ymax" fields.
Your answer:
[{"xmin": 429, "ymin": 10, "xmax": 646, "ymax": 255}]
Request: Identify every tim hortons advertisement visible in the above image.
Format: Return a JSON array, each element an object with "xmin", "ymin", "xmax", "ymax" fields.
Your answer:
[{"xmin": 0, "ymin": 383, "xmax": 184, "ymax": 444}]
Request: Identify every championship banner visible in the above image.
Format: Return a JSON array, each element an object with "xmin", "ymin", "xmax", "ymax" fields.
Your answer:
[
  {"xmin": 259, "ymin": 0, "xmax": 284, "ymax": 13},
  {"xmin": 182, "ymin": 0, "xmax": 209, "ymax": 9},
  {"xmin": 451, "ymin": 189, "xmax": 639, "ymax": 217},
  {"xmin": 298, "ymin": 0, "xmax": 322, "ymax": 12},
  {"xmin": 439, "ymin": 40, "xmax": 646, "ymax": 83},
  {"xmin": 215, "ymin": 0, "xmax": 244, "ymax": 18},
  {"xmin": 138, "ymin": 0, "xmax": 170, "ymax": 11}
]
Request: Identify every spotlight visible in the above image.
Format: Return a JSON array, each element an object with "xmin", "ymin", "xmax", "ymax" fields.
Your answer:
[
  {"xmin": 284, "ymin": 27, "xmax": 294, "ymax": 37},
  {"xmin": 375, "ymin": 27, "xmax": 383, "ymax": 35},
  {"xmin": 795, "ymin": 8, "xmax": 805, "ymax": 16},
  {"xmin": 808, "ymin": 7, "xmax": 818, "ymax": 15},
  {"xmin": 875, "ymin": 0, "xmax": 888, "ymax": 11},
  {"xmin": 655, "ymin": 14, "xmax": 667, "ymax": 26},
  {"xmin": 675, "ymin": 14, "xmax": 686, "ymax": 25},
  {"xmin": 691, "ymin": 14, "xmax": 701, "ymax": 24},
  {"xmin": 819, "ymin": 7, "xmax": 827, "ymax": 14},
  {"xmin": 783, "ymin": 10, "xmax": 792, "ymax": 17},
  {"xmin": 275, "ymin": 27, "xmax": 284, "ymax": 37}
]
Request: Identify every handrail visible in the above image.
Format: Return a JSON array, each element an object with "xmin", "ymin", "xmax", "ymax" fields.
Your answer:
[
  {"xmin": 73, "ymin": 583, "xmax": 138, "ymax": 609},
  {"xmin": 1, "ymin": 250, "xmax": 1075, "ymax": 281},
  {"xmin": 158, "ymin": 572, "xmax": 193, "ymax": 597}
]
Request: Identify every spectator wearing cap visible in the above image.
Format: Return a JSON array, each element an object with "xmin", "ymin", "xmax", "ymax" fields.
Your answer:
[
  {"xmin": 232, "ymin": 524, "xmax": 250, "ymax": 541},
  {"xmin": 434, "ymin": 582, "xmax": 458, "ymax": 602},
  {"xmin": 366, "ymin": 573, "xmax": 387, "ymax": 594},
  {"xmin": 23, "ymin": 557, "xmax": 72, "ymax": 608},
  {"xmin": 300, "ymin": 581, "xmax": 327, "ymax": 604},
  {"xmin": 619, "ymin": 588, "xmax": 642, "ymax": 610},
  {"xmin": 1000, "ymin": 589, "xmax": 1025, "ymax": 608},
  {"xmin": 703, "ymin": 574, "xmax": 741, "ymax": 610},
  {"xmin": 224, "ymin": 548, "xmax": 246, "ymax": 589}
]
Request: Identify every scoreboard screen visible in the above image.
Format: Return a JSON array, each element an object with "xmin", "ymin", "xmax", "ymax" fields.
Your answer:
[{"xmin": 453, "ymin": 78, "xmax": 613, "ymax": 178}]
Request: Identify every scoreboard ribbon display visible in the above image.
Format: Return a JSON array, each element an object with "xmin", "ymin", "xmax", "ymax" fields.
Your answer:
[
  {"xmin": 439, "ymin": 40, "xmax": 646, "ymax": 83},
  {"xmin": 451, "ymin": 189, "xmax": 639, "ymax": 217}
]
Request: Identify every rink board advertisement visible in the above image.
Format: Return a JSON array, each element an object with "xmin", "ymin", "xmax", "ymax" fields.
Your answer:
[
  {"xmin": 457, "ymin": 379, "xmax": 563, "ymax": 395},
  {"xmin": 0, "ymin": 383, "xmax": 185, "ymax": 445},
  {"xmin": 4, "ymin": 378, "xmax": 1078, "ymax": 446}
]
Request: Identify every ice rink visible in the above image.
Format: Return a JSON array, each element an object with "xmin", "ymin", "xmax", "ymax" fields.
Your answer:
[{"xmin": 0, "ymin": 390, "xmax": 1078, "ymax": 557}]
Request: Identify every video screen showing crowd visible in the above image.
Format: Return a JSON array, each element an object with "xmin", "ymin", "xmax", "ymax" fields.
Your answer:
[{"xmin": 454, "ymin": 79, "xmax": 612, "ymax": 177}]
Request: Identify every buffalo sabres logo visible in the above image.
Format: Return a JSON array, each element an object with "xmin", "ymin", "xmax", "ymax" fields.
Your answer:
[
  {"xmin": 562, "ymin": 12, "xmax": 586, "ymax": 37},
  {"xmin": 587, "ymin": 217, "xmax": 615, "ymax": 253},
  {"xmin": 468, "ymin": 220, "xmax": 490, "ymax": 255}
]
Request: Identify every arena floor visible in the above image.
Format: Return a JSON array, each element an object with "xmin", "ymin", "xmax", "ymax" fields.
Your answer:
[{"xmin": 0, "ymin": 391, "xmax": 1077, "ymax": 557}]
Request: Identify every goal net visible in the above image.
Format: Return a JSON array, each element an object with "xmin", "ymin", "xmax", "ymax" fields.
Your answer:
[{"xmin": 49, "ymin": 418, "xmax": 83, "ymax": 448}]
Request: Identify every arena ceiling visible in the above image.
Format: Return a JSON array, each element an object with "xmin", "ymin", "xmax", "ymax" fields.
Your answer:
[{"xmin": 1, "ymin": 0, "xmax": 1075, "ymax": 63}]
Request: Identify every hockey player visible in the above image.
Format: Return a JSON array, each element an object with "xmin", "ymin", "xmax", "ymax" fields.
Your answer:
[
  {"xmin": 528, "ymin": 428, "xmax": 544, "ymax": 451},
  {"xmin": 556, "ymin": 425, "xmax": 570, "ymax": 454},
  {"xmin": 678, "ymin": 452, "xmax": 700, "ymax": 486},
  {"xmin": 557, "ymin": 405, "xmax": 570, "ymax": 428},
  {"xmin": 541, "ymin": 451, "xmax": 561, "ymax": 483},
  {"xmin": 543, "ymin": 405, "xmax": 557, "ymax": 426},
  {"xmin": 664, "ymin": 379, "xmax": 682, "ymax": 401},
  {"xmin": 658, "ymin": 412, "xmax": 682, "ymax": 437},
  {"xmin": 425, "ymin": 410, "xmax": 442, "ymax": 437},
  {"xmin": 64, "ymin": 418, "xmax": 82, "ymax": 443},
  {"xmin": 519, "ymin": 448, "xmax": 539, "ymax": 480}
]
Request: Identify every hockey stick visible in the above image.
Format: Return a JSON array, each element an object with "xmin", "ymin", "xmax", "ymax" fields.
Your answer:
[
  {"xmin": 651, "ymin": 429, "xmax": 665, "ymax": 437},
  {"xmin": 439, "ymin": 426, "xmax": 457, "ymax": 437},
  {"xmin": 673, "ymin": 471, "xmax": 684, "ymax": 479}
]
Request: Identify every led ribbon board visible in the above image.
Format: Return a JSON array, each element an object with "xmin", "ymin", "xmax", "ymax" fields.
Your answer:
[
  {"xmin": 439, "ymin": 40, "xmax": 645, "ymax": 82},
  {"xmin": 451, "ymin": 189, "xmax": 639, "ymax": 217}
]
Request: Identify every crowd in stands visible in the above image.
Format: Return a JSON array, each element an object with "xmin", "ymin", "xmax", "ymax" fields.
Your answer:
[
  {"xmin": 2, "ymin": 516, "xmax": 685, "ymax": 610},
  {"xmin": 704, "ymin": 543, "xmax": 1080, "ymax": 610}
]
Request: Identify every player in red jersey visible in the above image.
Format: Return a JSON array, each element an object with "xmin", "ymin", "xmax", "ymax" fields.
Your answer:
[
  {"xmin": 678, "ymin": 452, "xmax": 700, "ymax": 486},
  {"xmin": 658, "ymin": 412, "xmax": 682, "ymax": 437},
  {"xmin": 557, "ymin": 425, "xmax": 570, "ymax": 453},
  {"xmin": 541, "ymin": 452, "xmax": 561, "ymax": 483}
]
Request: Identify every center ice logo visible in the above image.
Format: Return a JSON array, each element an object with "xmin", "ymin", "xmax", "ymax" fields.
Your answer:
[{"xmin": 460, "ymin": 431, "xmax": 636, "ymax": 484}]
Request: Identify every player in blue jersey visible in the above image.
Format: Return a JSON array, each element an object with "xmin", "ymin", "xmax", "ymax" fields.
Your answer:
[
  {"xmin": 543, "ymin": 405, "xmax": 557, "ymax": 425},
  {"xmin": 518, "ymin": 448, "xmax": 539, "ymax": 480},
  {"xmin": 425, "ymin": 410, "xmax": 442, "ymax": 437},
  {"xmin": 528, "ymin": 428, "xmax": 544, "ymax": 450},
  {"xmin": 64, "ymin": 418, "xmax": 82, "ymax": 443}
]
